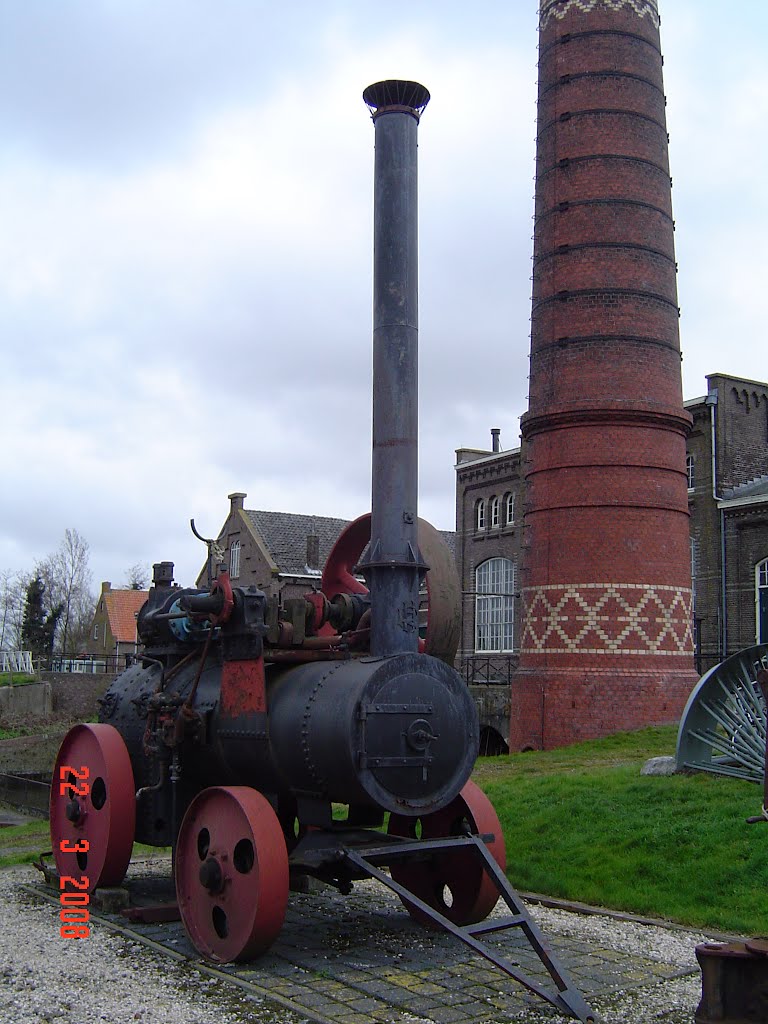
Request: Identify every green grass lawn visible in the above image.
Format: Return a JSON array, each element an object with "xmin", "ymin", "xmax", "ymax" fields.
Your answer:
[{"xmin": 473, "ymin": 725, "xmax": 768, "ymax": 936}]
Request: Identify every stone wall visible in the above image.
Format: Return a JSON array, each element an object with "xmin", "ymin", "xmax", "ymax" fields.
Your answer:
[
  {"xmin": 0, "ymin": 682, "xmax": 52, "ymax": 718},
  {"xmin": 43, "ymin": 672, "xmax": 117, "ymax": 722}
]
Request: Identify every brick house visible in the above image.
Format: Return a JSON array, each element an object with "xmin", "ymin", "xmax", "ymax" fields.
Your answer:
[
  {"xmin": 456, "ymin": 374, "xmax": 768, "ymax": 692},
  {"xmin": 84, "ymin": 582, "xmax": 148, "ymax": 662},
  {"xmin": 196, "ymin": 493, "xmax": 354, "ymax": 601},
  {"xmin": 198, "ymin": 493, "xmax": 457, "ymax": 625}
]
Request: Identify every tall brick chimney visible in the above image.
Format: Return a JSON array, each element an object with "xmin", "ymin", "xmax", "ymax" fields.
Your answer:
[{"xmin": 513, "ymin": 0, "xmax": 698, "ymax": 749}]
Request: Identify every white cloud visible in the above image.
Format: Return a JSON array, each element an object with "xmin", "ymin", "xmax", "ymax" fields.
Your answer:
[{"xmin": 1, "ymin": 0, "xmax": 766, "ymax": 595}]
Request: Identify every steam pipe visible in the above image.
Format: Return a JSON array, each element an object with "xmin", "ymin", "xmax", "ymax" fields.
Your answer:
[{"xmin": 362, "ymin": 80, "xmax": 430, "ymax": 656}]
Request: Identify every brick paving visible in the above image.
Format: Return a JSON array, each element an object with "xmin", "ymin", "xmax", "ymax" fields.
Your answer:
[{"xmin": 26, "ymin": 858, "xmax": 706, "ymax": 1023}]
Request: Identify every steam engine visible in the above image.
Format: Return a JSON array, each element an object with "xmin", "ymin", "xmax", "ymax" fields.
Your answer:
[
  {"xmin": 101, "ymin": 534, "xmax": 477, "ymax": 849},
  {"xmin": 50, "ymin": 79, "xmax": 494, "ymax": 965}
]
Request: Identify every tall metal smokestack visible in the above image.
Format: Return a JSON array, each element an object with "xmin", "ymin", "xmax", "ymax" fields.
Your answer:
[
  {"xmin": 513, "ymin": 0, "xmax": 698, "ymax": 749},
  {"xmin": 362, "ymin": 80, "xmax": 430, "ymax": 656}
]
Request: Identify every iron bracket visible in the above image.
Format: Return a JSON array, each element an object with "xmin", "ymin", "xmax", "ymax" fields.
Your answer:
[{"xmin": 341, "ymin": 835, "xmax": 598, "ymax": 1023}]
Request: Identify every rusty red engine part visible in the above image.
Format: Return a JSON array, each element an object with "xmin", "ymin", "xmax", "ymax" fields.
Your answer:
[
  {"xmin": 320, "ymin": 513, "xmax": 460, "ymax": 665},
  {"xmin": 50, "ymin": 724, "xmax": 135, "ymax": 892},
  {"xmin": 696, "ymin": 939, "xmax": 768, "ymax": 1023},
  {"xmin": 174, "ymin": 786, "xmax": 289, "ymax": 963},
  {"xmin": 388, "ymin": 780, "xmax": 507, "ymax": 926}
]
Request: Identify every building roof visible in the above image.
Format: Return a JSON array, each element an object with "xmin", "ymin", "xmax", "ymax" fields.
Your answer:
[
  {"xmin": 103, "ymin": 588, "xmax": 148, "ymax": 642},
  {"xmin": 723, "ymin": 475, "xmax": 768, "ymax": 500},
  {"xmin": 245, "ymin": 510, "xmax": 352, "ymax": 576},
  {"xmin": 244, "ymin": 509, "xmax": 455, "ymax": 576}
]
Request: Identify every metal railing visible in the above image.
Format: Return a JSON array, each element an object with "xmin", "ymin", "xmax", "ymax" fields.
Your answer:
[
  {"xmin": 0, "ymin": 771, "xmax": 50, "ymax": 818},
  {"xmin": 461, "ymin": 655, "xmax": 516, "ymax": 687},
  {"xmin": 43, "ymin": 653, "xmax": 136, "ymax": 675}
]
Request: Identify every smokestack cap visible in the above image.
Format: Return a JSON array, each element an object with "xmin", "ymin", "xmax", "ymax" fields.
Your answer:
[{"xmin": 363, "ymin": 80, "xmax": 430, "ymax": 121}]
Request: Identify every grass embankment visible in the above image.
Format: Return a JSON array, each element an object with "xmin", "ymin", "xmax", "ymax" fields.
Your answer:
[
  {"xmin": 0, "ymin": 817, "xmax": 169, "ymax": 870},
  {"xmin": 0, "ymin": 818, "xmax": 50, "ymax": 869},
  {"xmin": 0, "ymin": 673, "xmax": 37, "ymax": 687},
  {"xmin": 473, "ymin": 725, "xmax": 768, "ymax": 936}
]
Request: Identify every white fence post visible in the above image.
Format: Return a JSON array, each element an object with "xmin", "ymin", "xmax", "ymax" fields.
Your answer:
[{"xmin": 0, "ymin": 651, "xmax": 33, "ymax": 674}]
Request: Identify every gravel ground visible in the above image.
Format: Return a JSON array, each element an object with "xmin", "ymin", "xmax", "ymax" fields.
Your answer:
[
  {"xmin": 518, "ymin": 904, "xmax": 707, "ymax": 1023},
  {"xmin": 0, "ymin": 866, "xmax": 308, "ymax": 1024},
  {"xmin": 1, "ymin": 860, "xmax": 711, "ymax": 1024}
]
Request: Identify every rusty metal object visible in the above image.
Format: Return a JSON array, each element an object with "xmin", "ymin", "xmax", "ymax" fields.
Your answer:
[
  {"xmin": 360, "ymin": 80, "xmax": 429, "ymax": 658},
  {"xmin": 677, "ymin": 645, "xmax": 768, "ymax": 782},
  {"xmin": 388, "ymin": 780, "xmax": 507, "ymax": 926},
  {"xmin": 758, "ymin": 668, "xmax": 768, "ymax": 813},
  {"xmin": 121, "ymin": 903, "xmax": 181, "ymax": 924},
  {"xmin": 344, "ymin": 830, "xmax": 595, "ymax": 1023},
  {"xmin": 50, "ymin": 724, "xmax": 135, "ymax": 892},
  {"xmin": 321, "ymin": 513, "xmax": 461, "ymax": 665},
  {"xmin": 175, "ymin": 786, "xmax": 289, "ymax": 963},
  {"xmin": 696, "ymin": 940, "xmax": 768, "ymax": 1023}
]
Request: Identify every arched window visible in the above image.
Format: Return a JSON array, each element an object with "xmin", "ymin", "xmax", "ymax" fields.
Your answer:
[
  {"xmin": 475, "ymin": 557, "xmax": 516, "ymax": 652},
  {"xmin": 475, "ymin": 499, "xmax": 486, "ymax": 532},
  {"xmin": 489, "ymin": 495, "xmax": 500, "ymax": 529},
  {"xmin": 686, "ymin": 454, "xmax": 695, "ymax": 490},
  {"xmin": 229, "ymin": 539, "xmax": 241, "ymax": 579},
  {"xmin": 757, "ymin": 558, "xmax": 768, "ymax": 644},
  {"xmin": 505, "ymin": 492, "xmax": 515, "ymax": 526}
]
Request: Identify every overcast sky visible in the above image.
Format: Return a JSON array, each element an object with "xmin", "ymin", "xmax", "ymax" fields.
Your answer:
[{"xmin": 1, "ymin": 0, "xmax": 766, "ymax": 595}]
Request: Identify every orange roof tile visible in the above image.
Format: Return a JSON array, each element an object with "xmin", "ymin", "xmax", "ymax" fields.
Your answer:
[{"xmin": 104, "ymin": 589, "xmax": 149, "ymax": 643}]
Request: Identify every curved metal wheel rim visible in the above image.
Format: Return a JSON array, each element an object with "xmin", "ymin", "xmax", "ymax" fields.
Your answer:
[
  {"xmin": 388, "ymin": 780, "xmax": 506, "ymax": 926},
  {"xmin": 320, "ymin": 513, "xmax": 461, "ymax": 663},
  {"xmin": 175, "ymin": 786, "xmax": 289, "ymax": 963},
  {"xmin": 49, "ymin": 723, "xmax": 136, "ymax": 891},
  {"xmin": 676, "ymin": 644, "xmax": 768, "ymax": 781}
]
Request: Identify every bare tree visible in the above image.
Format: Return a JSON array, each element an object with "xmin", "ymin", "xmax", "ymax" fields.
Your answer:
[
  {"xmin": 38, "ymin": 529, "xmax": 95, "ymax": 654},
  {"xmin": 124, "ymin": 562, "xmax": 150, "ymax": 591},
  {"xmin": 0, "ymin": 569, "xmax": 28, "ymax": 650}
]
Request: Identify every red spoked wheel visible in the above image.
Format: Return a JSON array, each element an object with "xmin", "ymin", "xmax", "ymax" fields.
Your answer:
[
  {"xmin": 50, "ymin": 724, "xmax": 136, "ymax": 892},
  {"xmin": 387, "ymin": 780, "xmax": 507, "ymax": 927},
  {"xmin": 175, "ymin": 786, "xmax": 289, "ymax": 963},
  {"xmin": 320, "ymin": 513, "xmax": 460, "ymax": 665}
]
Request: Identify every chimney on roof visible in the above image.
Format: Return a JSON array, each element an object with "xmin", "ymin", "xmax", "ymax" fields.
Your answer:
[
  {"xmin": 229, "ymin": 492, "xmax": 246, "ymax": 513},
  {"xmin": 101, "ymin": 581, "xmax": 111, "ymax": 593},
  {"xmin": 491, "ymin": 428, "xmax": 501, "ymax": 453},
  {"xmin": 306, "ymin": 532, "xmax": 320, "ymax": 570}
]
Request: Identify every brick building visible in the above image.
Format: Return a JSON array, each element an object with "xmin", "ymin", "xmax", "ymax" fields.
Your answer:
[
  {"xmin": 195, "ymin": 492, "xmax": 351, "ymax": 601},
  {"xmin": 454, "ymin": 431, "xmax": 525, "ymax": 688},
  {"xmin": 198, "ymin": 493, "xmax": 457, "ymax": 612},
  {"xmin": 455, "ymin": 373, "xmax": 768, "ymax": 750},
  {"xmin": 85, "ymin": 582, "xmax": 148, "ymax": 662},
  {"xmin": 686, "ymin": 374, "xmax": 768, "ymax": 670}
]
